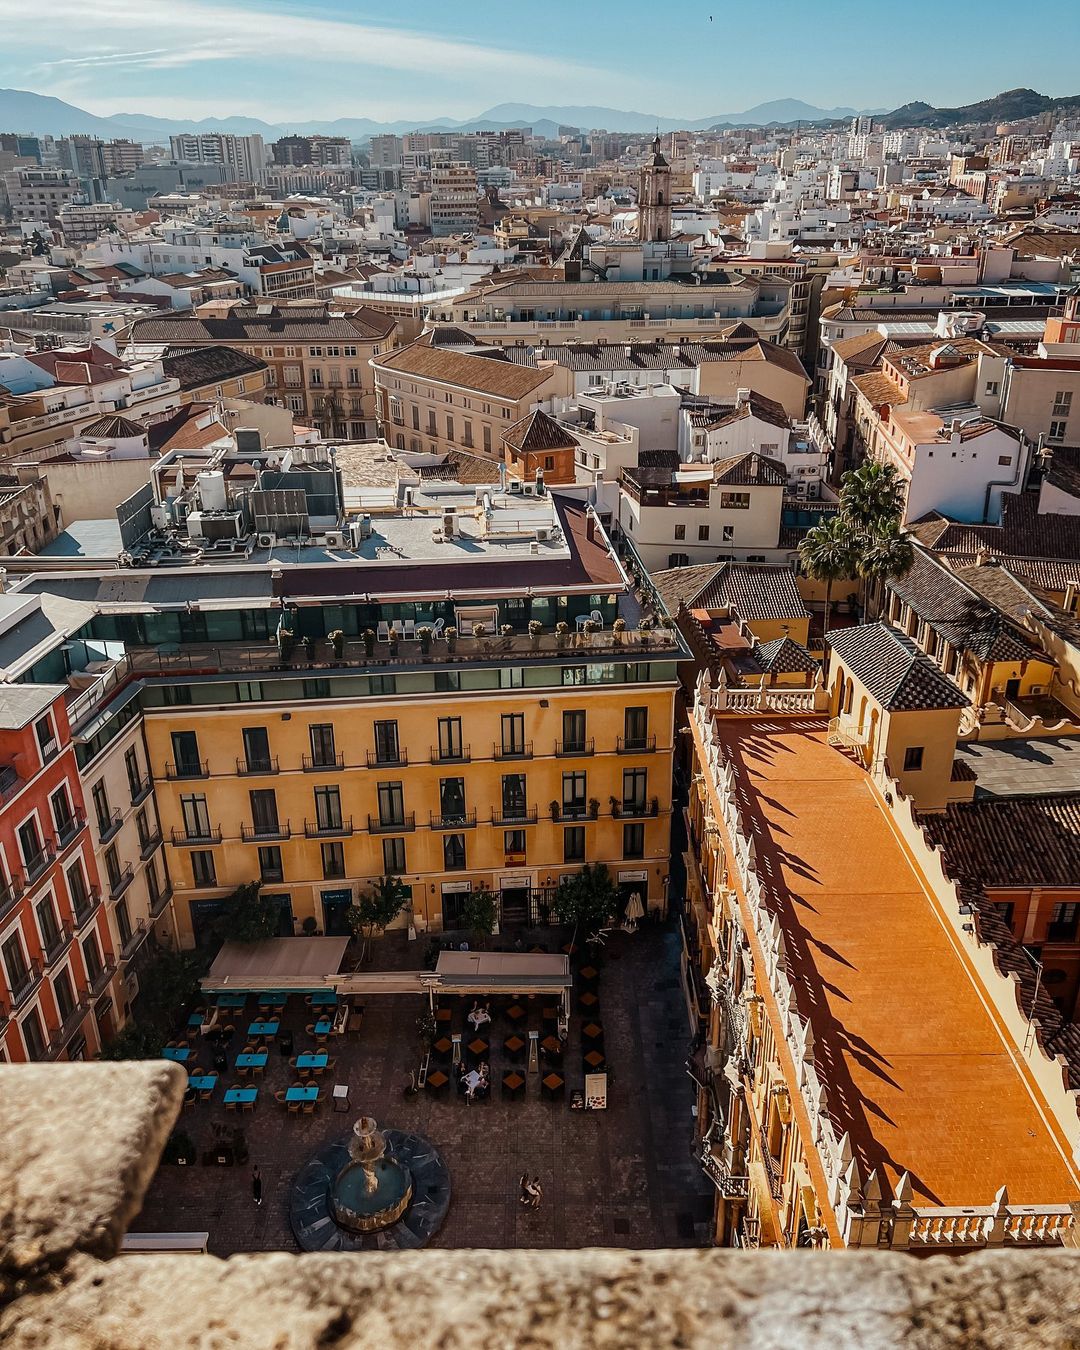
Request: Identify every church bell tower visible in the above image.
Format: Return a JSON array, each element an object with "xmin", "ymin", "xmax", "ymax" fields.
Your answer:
[{"xmin": 638, "ymin": 134, "xmax": 672, "ymax": 243}]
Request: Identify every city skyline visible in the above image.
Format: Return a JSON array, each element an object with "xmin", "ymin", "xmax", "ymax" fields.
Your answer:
[{"xmin": 1, "ymin": 0, "xmax": 1079, "ymax": 123}]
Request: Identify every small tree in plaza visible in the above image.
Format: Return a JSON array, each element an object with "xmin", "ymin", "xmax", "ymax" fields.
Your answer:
[
  {"xmin": 553, "ymin": 862, "xmax": 618, "ymax": 946},
  {"xmin": 215, "ymin": 880, "xmax": 281, "ymax": 944},
  {"xmin": 347, "ymin": 875, "xmax": 410, "ymax": 959},
  {"xmin": 462, "ymin": 883, "xmax": 498, "ymax": 947}
]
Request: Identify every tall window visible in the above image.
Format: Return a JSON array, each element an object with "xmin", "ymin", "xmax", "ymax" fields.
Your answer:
[
  {"xmin": 104, "ymin": 845, "xmax": 121, "ymax": 890},
  {"xmin": 321, "ymin": 842, "xmax": 345, "ymax": 879},
  {"xmin": 18, "ymin": 816, "xmax": 45, "ymax": 873},
  {"xmin": 439, "ymin": 778, "xmax": 466, "ymax": 823},
  {"xmin": 115, "ymin": 897, "xmax": 132, "ymax": 947},
  {"xmin": 382, "ymin": 837, "xmax": 406, "ymax": 874},
  {"xmin": 66, "ymin": 860, "xmax": 89, "ymax": 916},
  {"xmin": 53, "ymin": 967, "xmax": 76, "ymax": 1022},
  {"xmin": 35, "ymin": 713, "xmax": 57, "ymax": 762},
  {"xmin": 501, "ymin": 773, "xmax": 527, "ymax": 818},
  {"xmin": 249, "ymin": 789, "xmax": 279, "ymax": 834},
  {"xmin": 562, "ymin": 709, "xmax": 587, "ymax": 753},
  {"xmin": 500, "ymin": 713, "xmax": 526, "ymax": 755},
  {"xmin": 437, "ymin": 717, "xmax": 464, "ymax": 760},
  {"xmin": 170, "ymin": 730, "xmax": 202, "ymax": 775},
  {"xmin": 563, "ymin": 826, "xmax": 586, "ymax": 863},
  {"xmin": 624, "ymin": 707, "xmax": 649, "ymax": 750},
  {"xmin": 504, "ymin": 829, "xmax": 526, "ymax": 859},
  {"xmin": 36, "ymin": 894, "xmax": 60, "ymax": 953},
  {"xmin": 180, "ymin": 794, "xmax": 211, "ymax": 839},
  {"xmin": 443, "ymin": 833, "xmax": 466, "ymax": 870},
  {"xmin": 377, "ymin": 782, "xmax": 405, "ymax": 827},
  {"xmin": 622, "ymin": 769, "xmax": 647, "ymax": 811},
  {"xmin": 622, "ymin": 822, "xmax": 645, "ymax": 859},
  {"xmin": 51, "ymin": 785, "xmax": 75, "ymax": 838},
  {"xmin": 91, "ymin": 782, "xmax": 111, "ymax": 834},
  {"xmin": 373, "ymin": 720, "xmax": 400, "ymax": 764},
  {"xmin": 81, "ymin": 932, "xmax": 102, "ymax": 985},
  {"xmin": 191, "ymin": 850, "xmax": 216, "ymax": 887},
  {"xmin": 562, "ymin": 772, "xmax": 587, "ymax": 815},
  {"xmin": 258, "ymin": 845, "xmax": 283, "ymax": 883},
  {"xmin": 314, "ymin": 785, "xmax": 343, "ymax": 831},
  {"xmin": 309, "ymin": 723, "xmax": 337, "ymax": 767},
  {"xmin": 124, "ymin": 747, "xmax": 141, "ymax": 797},
  {"xmin": 242, "ymin": 726, "xmax": 272, "ymax": 772},
  {"xmin": 2, "ymin": 932, "xmax": 29, "ymax": 995},
  {"xmin": 20, "ymin": 1007, "xmax": 46, "ymax": 1061}
]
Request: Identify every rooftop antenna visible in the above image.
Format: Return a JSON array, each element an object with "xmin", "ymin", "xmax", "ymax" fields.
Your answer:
[{"xmin": 1022, "ymin": 954, "xmax": 1044, "ymax": 1057}]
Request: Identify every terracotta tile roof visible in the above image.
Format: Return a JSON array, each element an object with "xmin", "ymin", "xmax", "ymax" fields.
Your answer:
[
  {"xmin": 712, "ymin": 451, "xmax": 787, "ymax": 488},
  {"xmin": 79, "ymin": 413, "xmax": 144, "ymax": 440},
  {"xmin": 374, "ymin": 342, "xmax": 553, "ymax": 401},
  {"xmin": 827, "ymin": 622, "xmax": 969, "ymax": 710},
  {"xmin": 752, "ymin": 635, "xmax": 818, "ymax": 675},
  {"xmin": 697, "ymin": 563, "xmax": 809, "ymax": 623},
  {"xmin": 851, "ymin": 369, "xmax": 905, "ymax": 408},
  {"xmin": 909, "ymin": 493, "xmax": 1080, "ymax": 563},
  {"xmin": 650, "ymin": 563, "xmax": 726, "ymax": 612},
  {"xmin": 886, "ymin": 549, "xmax": 1042, "ymax": 663},
  {"xmin": 161, "ymin": 344, "xmax": 268, "ymax": 391},
  {"xmin": 503, "ymin": 408, "xmax": 577, "ymax": 455},
  {"xmin": 829, "ymin": 332, "xmax": 894, "ymax": 367},
  {"xmin": 922, "ymin": 794, "xmax": 1080, "ymax": 889}
]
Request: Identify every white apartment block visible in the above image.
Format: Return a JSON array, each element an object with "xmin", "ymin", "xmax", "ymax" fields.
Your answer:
[{"xmin": 168, "ymin": 133, "xmax": 267, "ymax": 185}]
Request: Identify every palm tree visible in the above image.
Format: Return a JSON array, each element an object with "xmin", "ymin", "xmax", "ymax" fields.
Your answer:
[
  {"xmin": 856, "ymin": 518, "xmax": 915, "ymax": 585},
  {"xmin": 798, "ymin": 515, "xmax": 857, "ymax": 637},
  {"xmin": 839, "ymin": 461, "xmax": 906, "ymax": 531}
]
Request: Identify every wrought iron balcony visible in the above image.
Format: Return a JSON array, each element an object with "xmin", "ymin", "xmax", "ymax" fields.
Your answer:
[
  {"xmin": 240, "ymin": 820, "xmax": 292, "ymax": 842},
  {"xmin": 165, "ymin": 761, "xmax": 209, "ymax": 780},
  {"xmin": 555, "ymin": 738, "xmax": 594, "ymax": 757},
  {"xmin": 492, "ymin": 805, "xmax": 539, "ymax": 827},
  {"xmin": 139, "ymin": 830, "xmax": 163, "ymax": 861},
  {"xmin": 42, "ymin": 922, "xmax": 75, "ymax": 967},
  {"xmin": 365, "ymin": 749, "xmax": 407, "ymax": 769},
  {"xmin": 55, "ymin": 810, "xmax": 87, "ymax": 850},
  {"xmin": 304, "ymin": 817, "xmax": 354, "ymax": 839},
  {"xmin": 129, "ymin": 773, "xmax": 154, "ymax": 805},
  {"xmin": 429, "ymin": 810, "xmax": 477, "ymax": 830},
  {"xmin": 367, "ymin": 813, "xmax": 416, "ymax": 835},
  {"xmin": 108, "ymin": 865, "xmax": 135, "ymax": 901},
  {"xmin": 236, "ymin": 757, "xmax": 280, "ymax": 776},
  {"xmin": 493, "ymin": 741, "xmax": 532, "ymax": 761},
  {"xmin": 170, "ymin": 825, "xmax": 222, "ymax": 846},
  {"xmin": 96, "ymin": 809, "xmax": 123, "ymax": 845},
  {"xmin": 303, "ymin": 752, "xmax": 345, "ymax": 772},
  {"xmin": 617, "ymin": 734, "xmax": 657, "ymax": 754},
  {"xmin": 431, "ymin": 745, "xmax": 471, "ymax": 764}
]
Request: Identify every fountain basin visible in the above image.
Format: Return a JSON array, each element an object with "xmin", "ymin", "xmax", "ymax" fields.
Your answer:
[{"xmin": 332, "ymin": 1156, "xmax": 413, "ymax": 1233}]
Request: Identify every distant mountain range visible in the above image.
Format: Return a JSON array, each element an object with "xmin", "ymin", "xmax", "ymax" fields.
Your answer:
[
  {"xmin": 0, "ymin": 85, "xmax": 1075, "ymax": 144},
  {"xmin": 0, "ymin": 87, "xmax": 880, "ymax": 143}
]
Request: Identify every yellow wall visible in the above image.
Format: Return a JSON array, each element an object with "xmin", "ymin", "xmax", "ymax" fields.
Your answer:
[{"xmin": 144, "ymin": 683, "xmax": 675, "ymax": 944}]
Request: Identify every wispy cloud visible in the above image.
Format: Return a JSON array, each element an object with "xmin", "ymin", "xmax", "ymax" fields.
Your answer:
[{"xmin": 0, "ymin": 0, "xmax": 608, "ymax": 105}]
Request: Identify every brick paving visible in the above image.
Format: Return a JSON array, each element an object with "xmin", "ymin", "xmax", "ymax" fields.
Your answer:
[{"xmin": 133, "ymin": 923, "xmax": 713, "ymax": 1252}]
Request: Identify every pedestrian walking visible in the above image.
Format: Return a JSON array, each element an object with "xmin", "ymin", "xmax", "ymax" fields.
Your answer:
[
  {"xmin": 518, "ymin": 1172, "xmax": 530, "ymax": 1205},
  {"xmin": 252, "ymin": 1165, "xmax": 263, "ymax": 1207},
  {"xmin": 527, "ymin": 1176, "xmax": 543, "ymax": 1210}
]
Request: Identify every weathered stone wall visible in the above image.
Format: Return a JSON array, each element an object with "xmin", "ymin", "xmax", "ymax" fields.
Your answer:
[{"xmin": 2, "ymin": 1064, "xmax": 1079, "ymax": 1349}]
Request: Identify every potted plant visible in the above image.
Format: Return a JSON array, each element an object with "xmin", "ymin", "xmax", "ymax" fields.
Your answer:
[
  {"xmin": 608, "ymin": 794, "xmax": 618, "ymax": 815},
  {"xmin": 638, "ymin": 618, "xmax": 653, "ymax": 647},
  {"xmin": 328, "ymin": 629, "xmax": 345, "ymax": 660},
  {"xmin": 362, "ymin": 628, "xmax": 375, "ymax": 658},
  {"xmin": 550, "ymin": 799, "xmax": 561, "ymax": 822},
  {"xmin": 388, "ymin": 627, "xmax": 399, "ymax": 656},
  {"xmin": 418, "ymin": 625, "xmax": 433, "ymax": 655},
  {"xmin": 276, "ymin": 627, "xmax": 294, "ymax": 663},
  {"xmin": 302, "ymin": 635, "xmax": 315, "ymax": 663},
  {"xmin": 589, "ymin": 797, "xmax": 600, "ymax": 819},
  {"xmin": 302, "ymin": 915, "xmax": 319, "ymax": 936},
  {"xmin": 472, "ymin": 622, "xmax": 486, "ymax": 639},
  {"xmin": 416, "ymin": 1010, "xmax": 436, "ymax": 1056},
  {"xmin": 584, "ymin": 618, "xmax": 601, "ymax": 647},
  {"xmin": 444, "ymin": 625, "xmax": 458, "ymax": 654},
  {"xmin": 613, "ymin": 617, "xmax": 627, "ymax": 645},
  {"xmin": 650, "ymin": 795, "xmax": 659, "ymax": 816},
  {"xmin": 528, "ymin": 618, "xmax": 543, "ymax": 649},
  {"xmin": 555, "ymin": 620, "xmax": 569, "ymax": 650}
]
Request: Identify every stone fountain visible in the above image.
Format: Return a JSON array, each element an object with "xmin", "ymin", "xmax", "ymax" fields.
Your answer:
[{"xmin": 290, "ymin": 1112, "xmax": 450, "ymax": 1251}]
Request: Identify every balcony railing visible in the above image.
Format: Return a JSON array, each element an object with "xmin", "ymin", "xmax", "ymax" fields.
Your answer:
[
  {"xmin": 22, "ymin": 845, "xmax": 56, "ymax": 889},
  {"xmin": 240, "ymin": 820, "xmax": 292, "ymax": 842},
  {"xmin": 0, "ymin": 875, "xmax": 25, "ymax": 926},
  {"xmin": 559, "ymin": 802, "xmax": 595, "ymax": 821},
  {"xmin": 96, "ymin": 809, "xmax": 123, "ymax": 845},
  {"xmin": 492, "ymin": 805, "xmax": 538, "ymax": 827},
  {"xmin": 236, "ymin": 757, "xmax": 280, "ymax": 776},
  {"xmin": 42, "ymin": 922, "xmax": 75, "ymax": 967},
  {"xmin": 612, "ymin": 799, "xmax": 660, "ymax": 820},
  {"xmin": 170, "ymin": 825, "xmax": 222, "ymax": 846},
  {"xmin": 431, "ymin": 745, "xmax": 471, "ymax": 764},
  {"xmin": 72, "ymin": 887, "xmax": 102, "ymax": 931},
  {"xmin": 88, "ymin": 955, "xmax": 117, "ymax": 998},
  {"xmin": 148, "ymin": 881, "xmax": 173, "ymax": 918},
  {"xmin": 55, "ymin": 810, "xmax": 87, "ymax": 850},
  {"xmin": 365, "ymin": 749, "xmax": 407, "ymax": 769},
  {"xmin": 10, "ymin": 957, "xmax": 44, "ymax": 1009},
  {"xmin": 556, "ymin": 739, "xmax": 594, "ymax": 757},
  {"xmin": 302, "ymin": 753, "xmax": 345, "ymax": 772},
  {"xmin": 120, "ymin": 918, "xmax": 149, "ymax": 961},
  {"xmin": 108, "ymin": 865, "xmax": 135, "ymax": 901},
  {"xmin": 46, "ymin": 999, "xmax": 91, "ymax": 1059},
  {"xmin": 139, "ymin": 830, "xmax": 163, "ymax": 861},
  {"xmin": 165, "ymin": 761, "xmax": 209, "ymax": 780},
  {"xmin": 304, "ymin": 817, "xmax": 354, "ymax": 838},
  {"xmin": 617, "ymin": 734, "xmax": 657, "ymax": 754},
  {"xmin": 700, "ymin": 1144, "xmax": 750, "ymax": 1198},
  {"xmin": 129, "ymin": 773, "xmax": 154, "ymax": 806},
  {"xmin": 493, "ymin": 741, "xmax": 533, "ymax": 761},
  {"xmin": 429, "ymin": 810, "xmax": 477, "ymax": 831},
  {"xmin": 367, "ymin": 813, "xmax": 416, "ymax": 835}
]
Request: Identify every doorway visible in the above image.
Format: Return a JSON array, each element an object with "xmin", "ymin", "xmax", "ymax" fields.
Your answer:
[{"xmin": 500, "ymin": 884, "xmax": 530, "ymax": 926}]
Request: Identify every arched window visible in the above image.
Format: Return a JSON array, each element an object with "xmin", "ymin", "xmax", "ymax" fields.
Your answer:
[{"xmin": 657, "ymin": 191, "xmax": 665, "ymax": 206}]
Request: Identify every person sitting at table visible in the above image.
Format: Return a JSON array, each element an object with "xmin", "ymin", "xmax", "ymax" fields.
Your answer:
[{"xmin": 462, "ymin": 1066, "xmax": 483, "ymax": 1101}]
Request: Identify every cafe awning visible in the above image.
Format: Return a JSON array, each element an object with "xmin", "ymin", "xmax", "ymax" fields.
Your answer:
[
  {"xmin": 434, "ymin": 951, "xmax": 571, "ymax": 995},
  {"xmin": 201, "ymin": 937, "xmax": 349, "ymax": 992}
]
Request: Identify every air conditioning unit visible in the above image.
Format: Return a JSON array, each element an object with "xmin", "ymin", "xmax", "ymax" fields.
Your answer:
[
  {"xmin": 522, "ymin": 483, "xmax": 536, "ymax": 496},
  {"xmin": 324, "ymin": 530, "xmax": 346, "ymax": 548},
  {"xmin": 507, "ymin": 479, "xmax": 523, "ymax": 494},
  {"xmin": 536, "ymin": 526, "xmax": 552, "ymax": 541},
  {"xmin": 257, "ymin": 533, "xmax": 276, "ymax": 548}
]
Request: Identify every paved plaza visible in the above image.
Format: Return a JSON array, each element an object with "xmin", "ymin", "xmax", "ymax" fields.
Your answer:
[{"xmin": 133, "ymin": 923, "xmax": 713, "ymax": 1252}]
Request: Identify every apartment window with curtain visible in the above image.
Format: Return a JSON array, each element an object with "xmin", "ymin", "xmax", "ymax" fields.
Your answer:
[
  {"xmin": 81, "ymin": 932, "xmax": 102, "ymax": 985},
  {"xmin": 170, "ymin": 730, "xmax": 201, "ymax": 775},
  {"xmin": 191, "ymin": 850, "xmax": 216, "ymax": 887},
  {"xmin": 249, "ymin": 789, "xmax": 279, "ymax": 834},
  {"xmin": 437, "ymin": 717, "xmax": 464, "ymax": 760},
  {"xmin": 622, "ymin": 822, "xmax": 645, "ymax": 859},
  {"xmin": 501, "ymin": 773, "xmax": 527, "ymax": 819},
  {"xmin": 317, "ymin": 841, "xmax": 342, "ymax": 879},
  {"xmin": 53, "ymin": 967, "xmax": 76, "ymax": 1022},
  {"xmin": 181, "ymin": 794, "xmax": 211, "ymax": 839},
  {"xmin": 443, "ymin": 833, "xmax": 466, "ymax": 870},
  {"xmin": 622, "ymin": 769, "xmax": 647, "ymax": 811},
  {"xmin": 562, "ymin": 772, "xmax": 587, "ymax": 815},
  {"xmin": 66, "ymin": 860, "xmax": 89, "ymax": 916},
  {"xmin": 124, "ymin": 746, "xmax": 141, "ymax": 797},
  {"xmin": 563, "ymin": 825, "xmax": 586, "ymax": 862},
  {"xmin": 562, "ymin": 709, "xmax": 586, "ymax": 753},
  {"xmin": 439, "ymin": 778, "xmax": 467, "ymax": 823},
  {"xmin": 20, "ymin": 1007, "xmax": 47, "ymax": 1061},
  {"xmin": 382, "ymin": 837, "xmax": 406, "ymax": 874},
  {"xmin": 242, "ymin": 726, "xmax": 272, "ymax": 772},
  {"xmin": 258, "ymin": 846, "xmax": 283, "ymax": 883},
  {"xmin": 377, "ymin": 782, "xmax": 405, "ymax": 827},
  {"xmin": 91, "ymin": 782, "xmax": 111, "ymax": 834},
  {"xmin": 500, "ymin": 713, "xmax": 526, "ymax": 755},
  {"xmin": 623, "ymin": 706, "xmax": 649, "ymax": 750},
  {"xmin": 373, "ymin": 720, "xmax": 400, "ymax": 764},
  {"xmin": 309, "ymin": 723, "xmax": 337, "ymax": 767},
  {"xmin": 315, "ymin": 785, "xmax": 343, "ymax": 831}
]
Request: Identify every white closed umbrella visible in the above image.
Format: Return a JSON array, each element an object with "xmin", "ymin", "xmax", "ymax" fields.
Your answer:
[{"xmin": 624, "ymin": 891, "xmax": 644, "ymax": 932}]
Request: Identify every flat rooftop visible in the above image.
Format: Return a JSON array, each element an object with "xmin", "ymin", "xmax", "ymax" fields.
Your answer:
[
  {"xmin": 705, "ymin": 715, "xmax": 1079, "ymax": 1208},
  {"xmin": 954, "ymin": 735, "xmax": 1080, "ymax": 799}
]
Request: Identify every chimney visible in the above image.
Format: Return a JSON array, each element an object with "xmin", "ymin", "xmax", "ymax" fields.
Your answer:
[
  {"xmin": 736, "ymin": 387, "xmax": 751, "ymax": 404},
  {"xmin": 535, "ymin": 467, "xmax": 545, "ymax": 495},
  {"xmin": 586, "ymin": 509, "xmax": 596, "ymax": 542},
  {"xmin": 950, "ymin": 417, "xmax": 962, "ymax": 436}
]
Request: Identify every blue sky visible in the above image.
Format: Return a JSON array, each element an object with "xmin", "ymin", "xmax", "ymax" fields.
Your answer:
[{"xmin": 1, "ymin": 0, "xmax": 1079, "ymax": 123}]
